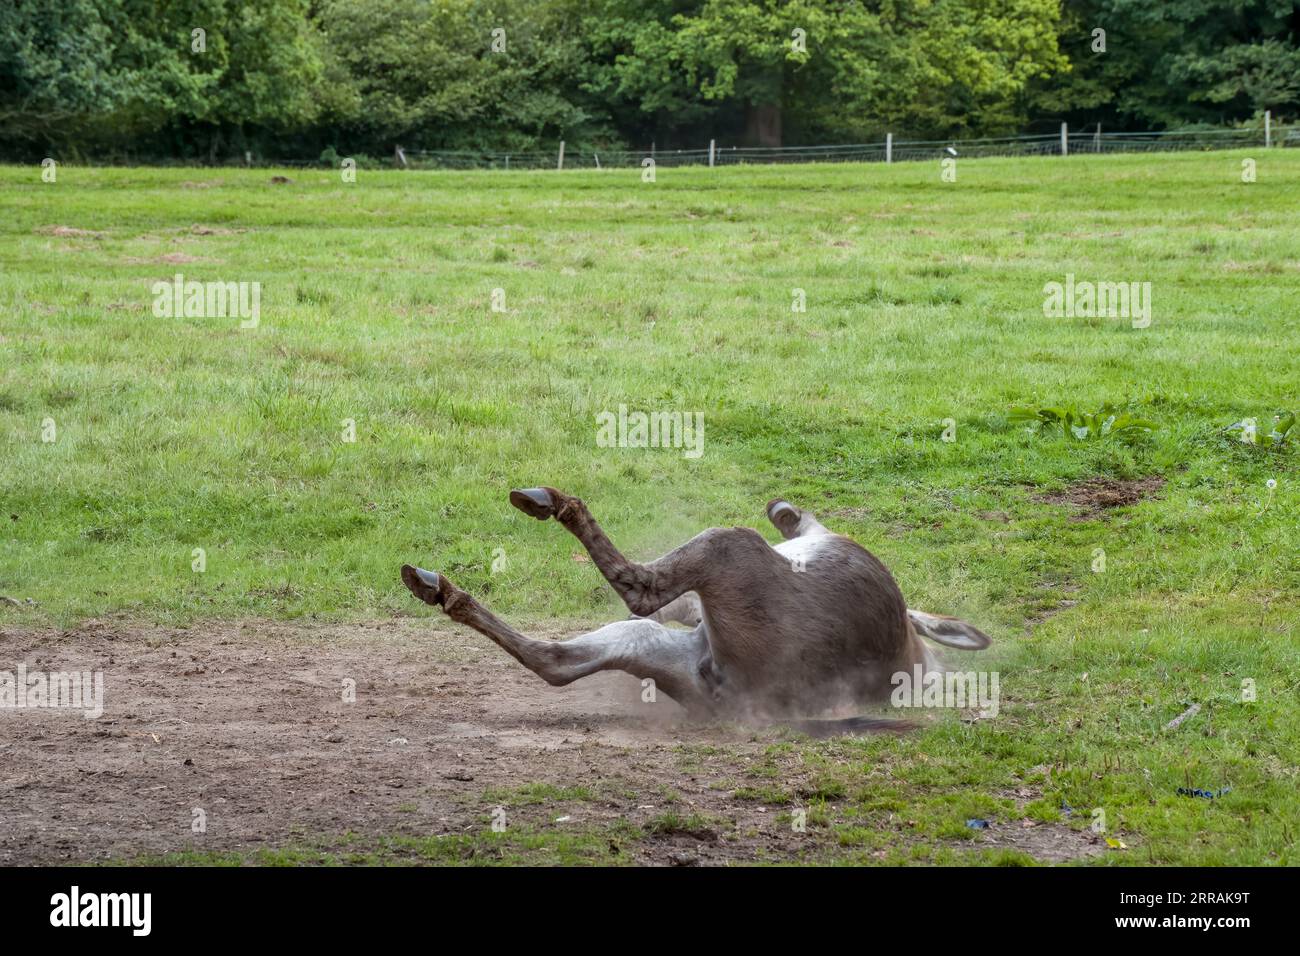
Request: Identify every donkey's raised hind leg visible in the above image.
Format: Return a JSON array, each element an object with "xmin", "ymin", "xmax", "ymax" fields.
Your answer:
[
  {"xmin": 400, "ymin": 565, "xmax": 715, "ymax": 715},
  {"xmin": 508, "ymin": 487, "xmax": 777, "ymax": 619}
]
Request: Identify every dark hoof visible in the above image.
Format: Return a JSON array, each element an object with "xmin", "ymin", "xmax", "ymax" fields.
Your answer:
[
  {"xmin": 401, "ymin": 565, "xmax": 445, "ymax": 606},
  {"xmin": 766, "ymin": 499, "xmax": 801, "ymax": 536},
  {"xmin": 510, "ymin": 487, "xmax": 557, "ymax": 520}
]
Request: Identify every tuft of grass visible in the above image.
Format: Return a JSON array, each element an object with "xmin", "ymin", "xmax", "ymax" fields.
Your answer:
[{"xmin": 480, "ymin": 782, "xmax": 596, "ymax": 806}]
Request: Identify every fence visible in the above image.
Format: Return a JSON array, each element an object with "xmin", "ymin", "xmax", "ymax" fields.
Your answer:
[{"xmin": 393, "ymin": 119, "xmax": 1293, "ymax": 171}]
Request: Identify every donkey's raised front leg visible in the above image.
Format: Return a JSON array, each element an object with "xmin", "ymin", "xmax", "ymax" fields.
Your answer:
[
  {"xmin": 399, "ymin": 565, "xmax": 716, "ymax": 715},
  {"xmin": 509, "ymin": 487, "xmax": 772, "ymax": 618}
]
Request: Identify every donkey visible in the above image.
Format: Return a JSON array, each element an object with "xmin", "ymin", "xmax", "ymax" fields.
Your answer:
[{"xmin": 400, "ymin": 487, "xmax": 991, "ymax": 734}]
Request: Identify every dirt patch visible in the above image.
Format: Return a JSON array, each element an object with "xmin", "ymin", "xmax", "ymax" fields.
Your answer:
[
  {"xmin": 189, "ymin": 224, "xmax": 244, "ymax": 236},
  {"xmin": 826, "ymin": 506, "xmax": 872, "ymax": 521},
  {"xmin": 0, "ymin": 620, "xmax": 816, "ymax": 865},
  {"xmin": 36, "ymin": 225, "xmax": 106, "ymax": 239},
  {"xmin": 1036, "ymin": 476, "xmax": 1166, "ymax": 519},
  {"xmin": 0, "ymin": 619, "xmax": 1091, "ymax": 866},
  {"xmin": 961, "ymin": 821, "xmax": 1108, "ymax": 863}
]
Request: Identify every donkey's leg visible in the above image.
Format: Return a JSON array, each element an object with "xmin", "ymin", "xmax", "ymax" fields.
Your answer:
[
  {"xmin": 400, "ymin": 565, "xmax": 715, "ymax": 714},
  {"xmin": 509, "ymin": 487, "xmax": 773, "ymax": 618},
  {"xmin": 641, "ymin": 591, "xmax": 702, "ymax": 627},
  {"xmin": 765, "ymin": 498, "xmax": 831, "ymax": 540}
]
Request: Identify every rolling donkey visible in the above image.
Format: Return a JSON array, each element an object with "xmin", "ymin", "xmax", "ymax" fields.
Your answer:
[{"xmin": 401, "ymin": 488, "xmax": 991, "ymax": 734}]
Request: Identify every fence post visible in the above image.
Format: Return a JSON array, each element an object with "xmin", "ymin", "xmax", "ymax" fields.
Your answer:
[
  {"xmin": 1060, "ymin": 122, "xmax": 1068, "ymax": 157},
  {"xmin": 1094, "ymin": 123, "xmax": 1101, "ymax": 152},
  {"xmin": 708, "ymin": 139, "xmax": 716, "ymax": 167},
  {"xmin": 1265, "ymin": 110, "xmax": 1272, "ymax": 148},
  {"xmin": 557, "ymin": 140, "xmax": 565, "ymax": 170},
  {"xmin": 594, "ymin": 153, "xmax": 601, "ymax": 169},
  {"xmin": 886, "ymin": 132, "xmax": 892, "ymax": 164}
]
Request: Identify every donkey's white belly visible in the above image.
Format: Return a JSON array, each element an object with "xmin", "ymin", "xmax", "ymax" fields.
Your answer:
[{"xmin": 772, "ymin": 534, "xmax": 830, "ymax": 569}]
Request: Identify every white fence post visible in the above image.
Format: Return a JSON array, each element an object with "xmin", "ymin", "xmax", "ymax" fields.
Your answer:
[
  {"xmin": 1265, "ymin": 110, "xmax": 1272, "ymax": 148},
  {"xmin": 1060, "ymin": 122, "xmax": 1068, "ymax": 156},
  {"xmin": 557, "ymin": 140, "xmax": 565, "ymax": 170},
  {"xmin": 708, "ymin": 139, "xmax": 716, "ymax": 167},
  {"xmin": 1094, "ymin": 122, "xmax": 1101, "ymax": 152},
  {"xmin": 886, "ymin": 132, "xmax": 892, "ymax": 164}
]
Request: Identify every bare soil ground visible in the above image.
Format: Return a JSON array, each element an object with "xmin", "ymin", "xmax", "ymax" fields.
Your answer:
[
  {"xmin": 0, "ymin": 618, "xmax": 1103, "ymax": 866},
  {"xmin": 1035, "ymin": 476, "xmax": 1168, "ymax": 519}
]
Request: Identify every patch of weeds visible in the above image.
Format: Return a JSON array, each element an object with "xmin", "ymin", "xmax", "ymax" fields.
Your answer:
[
  {"xmin": 734, "ymin": 784, "xmax": 791, "ymax": 804},
  {"xmin": 926, "ymin": 283, "xmax": 963, "ymax": 305},
  {"xmin": 1009, "ymin": 403, "xmax": 1156, "ymax": 441},
  {"xmin": 798, "ymin": 776, "xmax": 848, "ymax": 801},
  {"xmin": 1223, "ymin": 411, "xmax": 1294, "ymax": 448},
  {"xmin": 642, "ymin": 811, "xmax": 722, "ymax": 841},
  {"xmin": 480, "ymin": 782, "xmax": 595, "ymax": 806}
]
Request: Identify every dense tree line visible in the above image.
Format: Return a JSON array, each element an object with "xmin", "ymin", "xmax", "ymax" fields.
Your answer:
[{"xmin": 2, "ymin": 0, "xmax": 1297, "ymax": 161}]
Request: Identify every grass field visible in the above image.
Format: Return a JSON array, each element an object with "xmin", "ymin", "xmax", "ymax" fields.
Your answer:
[{"xmin": 2, "ymin": 151, "xmax": 1298, "ymax": 865}]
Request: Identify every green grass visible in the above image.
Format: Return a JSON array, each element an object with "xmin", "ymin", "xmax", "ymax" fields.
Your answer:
[
  {"xmin": 480, "ymin": 782, "xmax": 597, "ymax": 806},
  {"xmin": 132, "ymin": 827, "xmax": 631, "ymax": 867},
  {"xmin": 2, "ymin": 152, "xmax": 1299, "ymax": 865}
]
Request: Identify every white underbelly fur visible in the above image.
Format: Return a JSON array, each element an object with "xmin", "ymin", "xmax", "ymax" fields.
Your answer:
[{"xmin": 772, "ymin": 534, "xmax": 828, "ymax": 569}]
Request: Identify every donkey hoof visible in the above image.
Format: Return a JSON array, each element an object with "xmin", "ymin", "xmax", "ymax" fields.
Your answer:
[
  {"xmin": 401, "ymin": 565, "xmax": 445, "ymax": 606},
  {"xmin": 510, "ymin": 487, "xmax": 557, "ymax": 520}
]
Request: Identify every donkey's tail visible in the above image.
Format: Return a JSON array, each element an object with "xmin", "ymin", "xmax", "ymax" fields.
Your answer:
[{"xmin": 784, "ymin": 715, "xmax": 917, "ymax": 738}]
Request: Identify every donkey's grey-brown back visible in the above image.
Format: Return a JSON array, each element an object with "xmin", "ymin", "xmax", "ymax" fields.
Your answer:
[{"xmin": 401, "ymin": 488, "xmax": 990, "ymax": 732}]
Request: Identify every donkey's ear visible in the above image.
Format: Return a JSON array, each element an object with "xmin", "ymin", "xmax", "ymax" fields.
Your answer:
[{"xmin": 908, "ymin": 610, "xmax": 992, "ymax": 650}]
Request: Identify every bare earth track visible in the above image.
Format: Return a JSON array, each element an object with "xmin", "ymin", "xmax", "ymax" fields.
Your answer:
[{"xmin": 0, "ymin": 618, "xmax": 1103, "ymax": 865}]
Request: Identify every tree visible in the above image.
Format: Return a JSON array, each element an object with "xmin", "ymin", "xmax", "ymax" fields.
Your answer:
[
  {"xmin": 1027, "ymin": 0, "xmax": 1300, "ymax": 129},
  {"xmin": 578, "ymin": 0, "xmax": 1067, "ymax": 146},
  {"xmin": 313, "ymin": 0, "xmax": 609, "ymax": 153},
  {"xmin": 0, "ymin": 0, "xmax": 128, "ymax": 147},
  {"xmin": 0, "ymin": 0, "xmax": 323, "ymax": 158}
]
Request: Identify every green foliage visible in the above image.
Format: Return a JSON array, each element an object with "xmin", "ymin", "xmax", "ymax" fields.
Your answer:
[
  {"xmin": 579, "ymin": 0, "xmax": 1068, "ymax": 144},
  {"xmin": 1027, "ymin": 1, "xmax": 1300, "ymax": 129},
  {"xmin": 1225, "ymin": 411, "xmax": 1296, "ymax": 447},
  {"xmin": 0, "ymin": 0, "xmax": 122, "ymax": 139},
  {"xmin": 312, "ymin": 0, "xmax": 610, "ymax": 152},
  {"xmin": 1009, "ymin": 403, "xmax": 1157, "ymax": 441},
  {"xmin": 1, "ymin": 0, "xmax": 324, "ymax": 157},
  {"xmin": 10, "ymin": 0, "xmax": 1295, "ymax": 159}
]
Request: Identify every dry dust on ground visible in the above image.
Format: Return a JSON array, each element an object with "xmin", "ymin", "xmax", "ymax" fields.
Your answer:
[{"xmin": 0, "ymin": 618, "xmax": 1102, "ymax": 866}]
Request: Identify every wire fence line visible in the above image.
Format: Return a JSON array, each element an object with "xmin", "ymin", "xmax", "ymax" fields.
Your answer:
[
  {"xmin": 57, "ymin": 122, "xmax": 1290, "ymax": 170},
  {"xmin": 394, "ymin": 124, "xmax": 1294, "ymax": 171}
]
